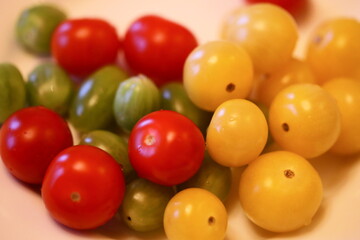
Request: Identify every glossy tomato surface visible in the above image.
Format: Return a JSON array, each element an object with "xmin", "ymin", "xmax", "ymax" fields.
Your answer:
[
  {"xmin": 51, "ymin": 18, "xmax": 120, "ymax": 78},
  {"xmin": 239, "ymin": 151, "xmax": 323, "ymax": 232},
  {"xmin": 128, "ymin": 110, "xmax": 205, "ymax": 186},
  {"xmin": 164, "ymin": 188, "xmax": 228, "ymax": 240},
  {"xmin": 41, "ymin": 145, "xmax": 125, "ymax": 230},
  {"xmin": 0, "ymin": 106, "xmax": 73, "ymax": 184},
  {"xmin": 222, "ymin": 3, "xmax": 298, "ymax": 74},
  {"xmin": 123, "ymin": 15, "xmax": 198, "ymax": 86}
]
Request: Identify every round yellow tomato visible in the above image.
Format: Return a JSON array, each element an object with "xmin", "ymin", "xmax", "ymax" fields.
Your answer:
[
  {"xmin": 322, "ymin": 78, "xmax": 360, "ymax": 155},
  {"xmin": 306, "ymin": 17, "xmax": 360, "ymax": 83},
  {"xmin": 183, "ymin": 40, "xmax": 253, "ymax": 112},
  {"xmin": 164, "ymin": 188, "xmax": 227, "ymax": 240},
  {"xmin": 206, "ymin": 99, "xmax": 268, "ymax": 167},
  {"xmin": 239, "ymin": 151, "xmax": 323, "ymax": 232},
  {"xmin": 269, "ymin": 83, "xmax": 341, "ymax": 158},
  {"xmin": 257, "ymin": 58, "xmax": 316, "ymax": 107},
  {"xmin": 222, "ymin": 3, "xmax": 298, "ymax": 74}
]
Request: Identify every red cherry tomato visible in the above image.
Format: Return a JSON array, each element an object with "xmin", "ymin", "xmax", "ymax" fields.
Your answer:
[
  {"xmin": 123, "ymin": 15, "xmax": 198, "ymax": 86},
  {"xmin": 245, "ymin": 0, "xmax": 306, "ymax": 16},
  {"xmin": 0, "ymin": 106, "xmax": 73, "ymax": 184},
  {"xmin": 51, "ymin": 18, "xmax": 120, "ymax": 79},
  {"xmin": 42, "ymin": 145, "xmax": 125, "ymax": 230},
  {"xmin": 128, "ymin": 110, "xmax": 205, "ymax": 186}
]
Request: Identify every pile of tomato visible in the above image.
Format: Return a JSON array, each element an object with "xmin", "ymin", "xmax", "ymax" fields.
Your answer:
[{"xmin": 1, "ymin": 1, "xmax": 360, "ymax": 239}]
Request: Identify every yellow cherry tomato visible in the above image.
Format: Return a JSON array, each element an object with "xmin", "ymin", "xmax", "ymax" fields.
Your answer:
[
  {"xmin": 257, "ymin": 58, "xmax": 317, "ymax": 107},
  {"xmin": 239, "ymin": 151, "xmax": 323, "ymax": 232},
  {"xmin": 206, "ymin": 99, "xmax": 268, "ymax": 167},
  {"xmin": 222, "ymin": 3, "xmax": 298, "ymax": 74},
  {"xmin": 306, "ymin": 17, "xmax": 360, "ymax": 83},
  {"xmin": 183, "ymin": 40, "xmax": 253, "ymax": 112},
  {"xmin": 322, "ymin": 78, "xmax": 360, "ymax": 155},
  {"xmin": 164, "ymin": 188, "xmax": 227, "ymax": 240},
  {"xmin": 269, "ymin": 83, "xmax": 341, "ymax": 158}
]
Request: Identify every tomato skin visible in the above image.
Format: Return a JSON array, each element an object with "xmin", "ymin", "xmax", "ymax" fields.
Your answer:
[
  {"xmin": 306, "ymin": 18, "xmax": 360, "ymax": 83},
  {"xmin": 160, "ymin": 82, "xmax": 213, "ymax": 136},
  {"xmin": 123, "ymin": 15, "xmax": 198, "ymax": 86},
  {"xmin": 128, "ymin": 110, "xmax": 205, "ymax": 186},
  {"xmin": 164, "ymin": 188, "xmax": 228, "ymax": 240},
  {"xmin": 41, "ymin": 145, "xmax": 125, "ymax": 230},
  {"xmin": 0, "ymin": 63, "xmax": 27, "ymax": 124},
  {"xmin": 26, "ymin": 62, "xmax": 74, "ymax": 116},
  {"xmin": 0, "ymin": 106, "xmax": 73, "ymax": 184},
  {"xmin": 79, "ymin": 130, "xmax": 137, "ymax": 183},
  {"xmin": 239, "ymin": 151, "xmax": 323, "ymax": 232},
  {"xmin": 51, "ymin": 18, "xmax": 120, "ymax": 78},
  {"xmin": 16, "ymin": 4, "xmax": 67, "ymax": 55},
  {"xmin": 222, "ymin": 4, "xmax": 298, "ymax": 74}
]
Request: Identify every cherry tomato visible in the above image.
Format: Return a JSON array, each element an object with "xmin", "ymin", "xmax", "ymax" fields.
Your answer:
[
  {"xmin": 128, "ymin": 110, "xmax": 205, "ymax": 186},
  {"xmin": 306, "ymin": 17, "xmax": 360, "ymax": 83},
  {"xmin": 206, "ymin": 99, "xmax": 268, "ymax": 167},
  {"xmin": 239, "ymin": 151, "xmax": 323, "ymax": 232},
  {"xmin": 26, "ymin": 62, "xmax": 74, "ymax": 116},
  {"xmin": 0, "ymin": 63, "xmax": 27, "ymax": 124},
  {"xmin": 123, "ymin": 15, "xmax": 198, "ymax": 86},
  {"xmin": 51, "ymin": 18, "xmax": 120, "ymax": 78},
  {"xmin": 0, "ymin": 106, "xmax": 73, "ymax": 184},
  {"xmin": 120, "ymin": 178, "xmax": 175, "ymax": 232},
  {"xmin": 178, "ymin": 152, "xmax": 232, "ymax": 202},
  {"xmin": 322, "ymin": 78, "xmax": 360, "ymax": 155},
  {"xmin": 16, "ymin": 4, "xmax": 66, "ymax": 55},
  {"xmin": 164, "ymin": 188, "xmax": 228, "ymax": 240},
  {"xmin": 222, "ymin": 3, "xmax": 298, "ymax": 74},
  {"xmin": 79, "ymin": 130, "xmax": 137, "ymax": 183},
  {"xmin": 269, "ymin": 83, "xmax": 341, "ymax": 158},
  {"xmin": 160, "ymin": 82, "xmax": 213, "ymax": 136},
  {"xmin": 183, "ymin": 40, "xmax": 253, "ymax": 112},
  {"xmin": 42, "ymin": 145, "xmax": 125, "ymax": 230}
]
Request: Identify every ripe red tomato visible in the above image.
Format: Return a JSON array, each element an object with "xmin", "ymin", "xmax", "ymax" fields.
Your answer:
[
  {"xmin": 51, "ymin": 18, "xmax": 120, "ymax": 79},
  {"xmin": 245, "ymin": 0, "xmax": 306, "ymax": 16},
  {"xmin": 123, "ymin": 15, "xmax": 198, "ymax": 86},
  {"xmin": 42, "ymin": 145, "xmax": 125, "ymax": 230},
  {"xmin": 0, "ymin": 106, "xmax": 73, "ymax": 184},
  {"xmin": 128, "ymin": 110, "xmax": 205, "ymax": 186}
]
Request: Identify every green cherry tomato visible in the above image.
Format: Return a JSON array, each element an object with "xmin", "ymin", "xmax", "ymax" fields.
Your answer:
[
  {"xmin": 79, "ymin": 130, "xmax": 136, "ymax": 183},
  {"xmin": 69, "ymin": 65, "xmax": 128, "ymax": 133},
  {"xmin": 26, "ymin": 62, "xmax": 74, "ymax": 116},
  {"xmin": 0, "ymin": 63, "xmax": 27, "ymax": 124},
  {"xmin": 113, "ymin": 74, "xmax": 161, "ymax": 133},
  {"xmin": 121, "ymin": 178, "xmax": 175, "ymax": 232},
  {"xmin": 161, "ymin": 82, "xmax": 213, "ymax": 136},
  {"xmin": 16, "ymin": 4, "xmax": 66, "ymax": 55},
  {"xmin": 177, "ymin": 153, "xmax": 231, "ymax": 202},
  {"xmin": 177, "ymin": 152, "xmax": 231, "ymax": 202}
]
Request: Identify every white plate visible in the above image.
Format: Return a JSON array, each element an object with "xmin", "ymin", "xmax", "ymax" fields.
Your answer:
[{"xmin": 1, "ymin": 0, "xmax": 360, "ymax": 239}]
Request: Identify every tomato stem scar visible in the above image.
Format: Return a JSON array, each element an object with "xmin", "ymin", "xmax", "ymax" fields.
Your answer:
[
  {"xmin": 71, "ymin": 192, "xmax": 81, "ymax": 202},
  {"xmin": 226, "ymin": 83, "xmax": 235, "ymax": 92},
  {"xmin": 144, "ymin": 134, "xmax": 156, "ymax": 146},
  {"xmin": 282, "ymin": 123, "xmax": 289, "ymax": 132},
  {"xmin": 284, "ymin": 169, "xmax": 295, "ymax": 178},
  {"xmin": 208, "ymin": 216, "xmax": 216, "ymax": 225}
]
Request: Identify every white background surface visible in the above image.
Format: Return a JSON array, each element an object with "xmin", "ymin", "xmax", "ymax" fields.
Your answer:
[{"xmin": 1, "ymin": 0, "xmax": 360, "ymax": 239}]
